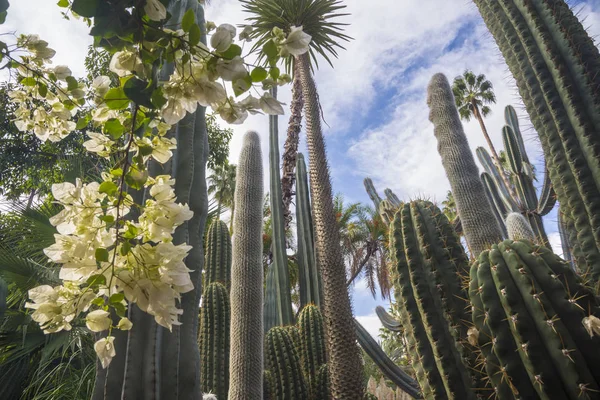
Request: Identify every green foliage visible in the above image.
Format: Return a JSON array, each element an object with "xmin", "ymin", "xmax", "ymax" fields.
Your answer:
[
  {"xmin": 451, "ymin": 70, "xmax": 496, "ymax": 122},
  {"xmin": 469, "ymin": 239, "xmax": 600, "ymax": 399},
  {"xmin": 389, "ymin": 200, "xmax": 479, "ymax": 399},
  {"xmin": 207, "ymin": 162, "xmax": 237, "ymax": 221}
]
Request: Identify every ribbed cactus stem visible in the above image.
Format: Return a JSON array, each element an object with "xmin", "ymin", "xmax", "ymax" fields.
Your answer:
[
  {"xmin": 204, "ymin": 219, "xmax": 232, "ymax": 288},
  {"xmin": 265, "ymin": 327, "xmax": 309, "ymax": 399},
  {"xmin": 297, "ymin": 305, "xmax": 327, "ymax": 397},
  {"xmin": 363, "ymin": 177, "xmax": 382, "ymax": 210},
  {"xmin": 384, "ymin": 188, "xmax": 401, "ymax": 207},
  {"xmin": 229, "ymin": 131, "xmax": 264, "ymax": 400},
  {"xmin": 506, "ymin": 212, "xmax": 535, "ymax": 242},
  {"xmin": 427, "ymin": 73, "xmax": 503, "ymax": 256}
]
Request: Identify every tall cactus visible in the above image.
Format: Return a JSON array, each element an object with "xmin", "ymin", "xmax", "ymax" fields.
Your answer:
[
  {"xmin": 297, "ymin": 305, "xmax": 327, "ymax": 398},
  {"xmin": 199, "ymin": 282, "xmax": 230, "ymax": 399},
  {"xmin": 472, "ymin": 0, "xmax": 600, "ymax": 277},
  {"xmin": 267, "ymin": 87, "xmax": 294, "ymax": 330},
  {"xmin": 469, "ymin": 239, "xmax": 600, "ymax": 399},
  {"xmin": 204, "ymin": 219, "xmax": 232, "ymax": 288},
  {"xmin": 296, "ymin": 153, "xmax": 321, "ymax": 309},
  {"xmin": 265, "ymin": 326, "xmax": 309, "ymax": 400},
  {"xmin": 229, "ymin": 131, "xmax": 264, "ymax": 400},
  {"xmin": 92, "ymin": 2, "xmax": 209, "ymax": 398},
  {"xmin": 427, "ymin": 73, "xmax": 504, "ymax": 256},
  {"xmin": 389, "ymin": 200, "xmax": 479, "ymax": 399},
  {"xmin": 297, "ymin": 51, "xmax": 363, "ymax": 398},
  {"xmin": 364, "ymin": 178, "xmax": 382, "ymax": 210}
]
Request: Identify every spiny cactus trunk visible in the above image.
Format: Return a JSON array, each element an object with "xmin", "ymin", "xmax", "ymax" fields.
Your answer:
[
  {"xmin": 506, "ymin": 212, "xmax": 535, "ymax": 241},
  {"xmin": 296, "ymin": 53, "xmax": 364, "ymax": 399},
  {"xmin": 265, "ymin": 327, "xmax": 309, "ymax": 400},
  {"xmin": 229, "ymin": 131, "xmax": 264, "ymax": 400},
  {"xmin": 472, "ymin": 0, "xmax": 600, "ymax": 277},
  {"xmin": 281, "ymin": 68, "xmax": 304, "ymax": 231},
  {"xmin": 427, "ymin": 73, "xmax": 504, "ymax": 256}
]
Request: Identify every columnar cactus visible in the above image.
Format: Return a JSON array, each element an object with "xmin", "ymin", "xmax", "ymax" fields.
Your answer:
[
  {"xmin": 297, "ymin": 305, "xmax": 327, "ymax": 397},
  {"xmin": 427, "ymin": 73, "xmax": 504, "ymax": 256},
  {"xmin": 472, "ymin": 0, "xmax": 600, "ymax": 277},
  {"xmin": 200, "ymin": 282, "xmax": 230, "ymax": 399},
  {"xmin": 469, "ymin": 239, "xmax": 600, "ymax": 399},
  {"xmin": 265, "ymin": 327, "xmax": 309, "ymax": 400},
  {"xmin": 314, "ymin": 364, "xmax": 330, "ymax": 400},
  {"xmin": 505, "ymin": 212, "xmax": 535, "ymax": 242},
  {"xmin": 229, "ymin": 131, "xmax": 264, "ymax": 400},
  {"xmin": 389, "ymin": 200, "xmax": 479, "ymax": 399},
  {"xmin": 267, "ymin": 86, "xmax": 294, "ymax": 329},
  {"xmin": 204, "ymin": 219, "xmax": 232, "ymax": 288},
  {"xmin": 364, "ymin": 178, "xmax": 382, "ymax": 210},
  {"xmin": 296, "ymin": 153, "xmax": 321, "ymax": 309}
]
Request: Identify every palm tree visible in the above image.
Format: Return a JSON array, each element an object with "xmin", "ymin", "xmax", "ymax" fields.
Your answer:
[
  {"xmin": 452, "ymin": 71, "xmax": 515, "ymax": 194},
  {"xmin": 207, "ymin": 163, "xmax": 237, "ymax": 230},
  {"xmin": 241, "ymin": 1, "xmax": 363, "ymax": 397},
  {"xmin": 241, "ymin": 0, "xmax": 351, "ymax": 231}
]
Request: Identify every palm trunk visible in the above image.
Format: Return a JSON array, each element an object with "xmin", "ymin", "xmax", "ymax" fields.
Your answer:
[
  {"xmin": 281, "ymin": 65, "xmax": 304, "ymax": 231},
  {"xmin": 295, "ymin": 53, "xmax": 364, "ymax": 399},
  {"xmin": 472, "ymin": 102, "xmax": 516, "ymax": 201}
]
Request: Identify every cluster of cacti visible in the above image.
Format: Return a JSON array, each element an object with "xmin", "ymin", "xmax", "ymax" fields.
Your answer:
[
  {"xmin": 427, "ymin": 71, "xmax": 600, "ymax": 399},
  {"xmin": 265, "ymin": 327, "xmax": 309, "ymax": 399},
  {"xmin": 362, "ymin": 178, "xmax": 402, "ymax": 224},
  {"xmin": 476, "ymin": 105, "xmax": 555, "ymax": 247},
  {"xmin": 472, "ymin": 0, "xmax": 600, "ymax": 279},
  {"xmin": 229, "ymin": 131, "xmax": 264, "ymax": 400},
  {"xmin": 388, "ymin": 199, "xmax": 481, "ymax": 399},
  {"xmin": 199, "ymin": 220, "xmax": 232, "ymax": 399}
]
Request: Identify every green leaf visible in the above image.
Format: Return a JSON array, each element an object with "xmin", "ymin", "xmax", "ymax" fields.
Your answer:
[
  {"xmin": 99, "ymin": 215, "xmax": 114, "ymax": 223},
  {"xmin": 104, "ymin": 118, "xmax": 125, "ymax": 139},
  {"xmin": 123, "ymin": 77, "xmax": 154, "ymax": 109},
  {"xmin": 104, "ymin": 87, "xmax": 130, "ymax": 110},
  {"xmin": 71, "ymin": 0, "xmax": 98, "ymax": 18},
  {"xmin": 20, "ymin": 77, "xmax": 36, "ymax": 86},
  {"xmin": 95, "ymin": 248, "xmax": 109, "ymax": 262},
  {"xmin": 86, "ymin": 274, "xmax": 106, "ymax": 287},
  {"xmin": 189, "ymin": 23, "xmax": 201, "ymax": 46},
  {"xmin": 0, "ymin": 0, "xmax": 8, "ymax": 14},
  {"xmin": 181, "ymin": 8, "xmax": 195, "ymax": 33},
  {"xmin": 125, "ymin": 166, "xmax": 148, "ymax": 190},
  {"xmin": 113, "ymin": 302, "xmax": 126, "ymax": 318},
  {"xmin": 66, "ymin": 76, "xmax": 79, "ymax": 91},
  {"xmin": 120, "ymin": 241, "xmax": 131, "ymax": 256},
  {"xmin": 110, "ymin": 168, "xmax": 123, "ymax": 177},
  {"xmin": 233, "ymin": 75, "xmax": 252, "ymax": 96},
  {"xmin": 76, "ymin": 115, "xmax": 90, "ymax": 130},
  {"xmin": 92, "ymin": 297, "xmax": 105, "ymax": 307},
  {"xmin": 98, "ymin": 181, "xmax": 118, "ymax": 196},
  {"xmin": 269, "ymin": 67, "xmax": 280, "ymax": 80},
  {"xmin": 220, "ymin": 44, "xmax": 242, "ymax": 60},
  {"xmin": 251, "ymin": 67, "xmax": 268, "ymax": 82},
  {"xmin": 263, "ymin": 40, "xmax": 278, "ymax": 59},
  {"xmin": 109, "ymin": 293, "xmax": 124, "ymax": 304},
  {"xmin": 122, "ymin": 224, "xmax": 138, "ymax": 240},
  {"xmin": 57, "ymin": 0, "xmax": 69, "ymax": 7},
  {"xmin": 151, "ymin": 88, "xmax": 167, "ymax": 109},
  {"xmin": 0, "ymin": 11, "xmax": 7, "ymax": 25},
  {"xmin": 38, "ymin": 81, "xmax": 48, "ymax": 97}
]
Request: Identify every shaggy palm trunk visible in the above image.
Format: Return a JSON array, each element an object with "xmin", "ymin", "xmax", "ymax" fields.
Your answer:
[
  {"xmin": 295, "ymin": 53, "xmax": 364, "ymax": 399},
  {"xmin": 281, "ymin": 67, "xmax": 304, "ymax": 231}
]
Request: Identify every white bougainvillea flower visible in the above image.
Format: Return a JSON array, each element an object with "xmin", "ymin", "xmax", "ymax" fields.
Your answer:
[
  {"xmin": 53, "ymin": 65, "xmax": 72, "ymax": 80},
  {"xmin": 193, "ymin": 80, "xmax": 227, "ymax": 107},
  {"xmin": 210, "ymin": 24, "xmax": 236, "ymax": 52},
  {"xmin": 92, "ymin": 76, "xmax": 111, "ymax": 97},
  {"xmin": 144, "ymin": 0, "xmax": 167, "ymax": 21},
  {"xmin": 213, "ymin": 99, "xmax": 248, "ymax": 125},
  {"xmin": 86, "ymin": 310, "xmax": 112, "ymax": 332},
  {"xmin": 583, "ymin": 315, "xmax": 600, "ymax": 338},
  {"xmin": 259, "ymin": 93, "xmax": 285, "ymax": 115},
  {"xmin": 91, "ymin": 106, "xmax": 119, "ymax": 123},
  {"xmin": 94, "ymin": 336, "xmax": 116, "ymax": 368},
  {"xmin": 109, "ymin": 50, "xmax": 144, "ymax": 77},
  {"xmin": 239, "ymin": 95, "xmax": 261, "ymax": 114},
  {"xmin": 238, "ymin": 26, "xmax": 253, "ymax": 42},
  {"xmin": 215, "ymin": 56, "xmax": 247, "ymax": 82},
  {"xmin": 280, "ymin": 26, "xmax": 312, "ymax": 57},
  {"xmin": 84, "ymin": 132, "xmax": 114, "ymax": 158},
  {"xmin": 52, "ymin": 179, "xmax": 83, "ymax": 205},
  {"xmin": 117, "ymin": 317, "xmax": 133, "ymax": 331}
]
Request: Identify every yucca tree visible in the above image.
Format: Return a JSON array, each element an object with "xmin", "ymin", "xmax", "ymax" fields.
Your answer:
[
  {"xmin": 241, "ymin": 0, "xmax": 351, "ymax": 231},
  {"xmin": 207, "ymin": 163, "xmax": 237, "ymax": 230},
  {"xmin": 241, "ymin": 1, "xmax": 364, "ymax": 397}
]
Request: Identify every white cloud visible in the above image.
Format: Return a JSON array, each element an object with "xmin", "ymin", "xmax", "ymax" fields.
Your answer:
[{"xmin": 355, "ymin": 313, "xmax": 383, "ymax": 341}]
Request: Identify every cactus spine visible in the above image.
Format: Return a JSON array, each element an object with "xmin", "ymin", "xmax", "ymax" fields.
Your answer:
[
  {"xmin": 390, "ymin": 200, "xmax": 479, "ymax": 399},
  {"xmin": 200, "ymin": 282, "xmax": 230, "ymax": 399},
  {"xmin": 229, "ymin": 131, "xmax": 264, "ymax": 400},
  {"xmin": 472, "ymin": 0, "xmax": 600, "ymax": 277},
  {"xmin": 296, "ymin": 153, "xmax": 321, "ymax": 309},
  {"xmin": 505, "ymin": 212, "xmax": 535, "ymax": 241},
  {"xmin": 265, "ymin": 327, "xmax": 309, "ymax": 400},
  {"xmin": 469, "ymin": 239, "xmax": 600, "ymax": 399},
  {"xmin": 297, "ymin": 305, "xmax": 327, "ymax": 398},
  {"xmin": 427, "ymin": 73, "xmax": 504, "ymax": 255}
]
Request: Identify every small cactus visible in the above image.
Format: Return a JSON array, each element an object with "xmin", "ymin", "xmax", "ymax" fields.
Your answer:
[{"xmin": 505, "ymin": 212, "xmax": 534, "ymax": 242}]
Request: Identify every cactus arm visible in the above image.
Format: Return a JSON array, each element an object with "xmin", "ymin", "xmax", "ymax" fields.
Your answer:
[
  {"xmin": 363, "ymin": 177, "xmax": 382, "ymax": 210},
  {"xmin": 428, "ymin": 73, "xmax": 504, "ymax": 256},
  {"xmin": 384, "ymin": 188, "xmax": 402, "ymax": 208},
  {"xmin": 503, "ymin": 125, "xmax": 537, "ymax": 210},
  {"xmin": 353, "ymin": 319, "xmax": 422, "ymax": 399},
  {"xmin": 481, "ymin": 172, "xmax": 509, "ymax": 238},
  {"xmin": 268, "ymin": 86, "xmax": 294, "ymax": 327},
  {"xmin": 557, "ymin": 208, "xmax": 575, "ymax": 270},
  {"xmin": 476, "ymin": 147, "xmax": 519, "ymax": 213},
  {"xmin": 537, "ymin": 165, "xmax": 556, "ymax": 216},
  {"xmin": 506, "ymin": 212, "xmax": 535, "ymax": 242},
  {"xmin": 296, "ymin": 153, "xmax": 320, "ymax": 308},
  {"xmin": 504, "ymin": 105, "xmax": 530, "ymax": 164},
  {"xmin": 229, "ymin": 131, "xmax": 264, "ymax": 400},
  {"xmin": 374, "ymin": 306, "xmax": 402, "ymax": 333},
  {"xmin": 264, "ymin": 263, "xmax": 278, "ymax": 334}
]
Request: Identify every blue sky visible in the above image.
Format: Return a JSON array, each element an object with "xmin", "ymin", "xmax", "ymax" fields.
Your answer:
[{"xmin": 3, "ymin": 0, "xmax": 600, "ymax": 339}]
